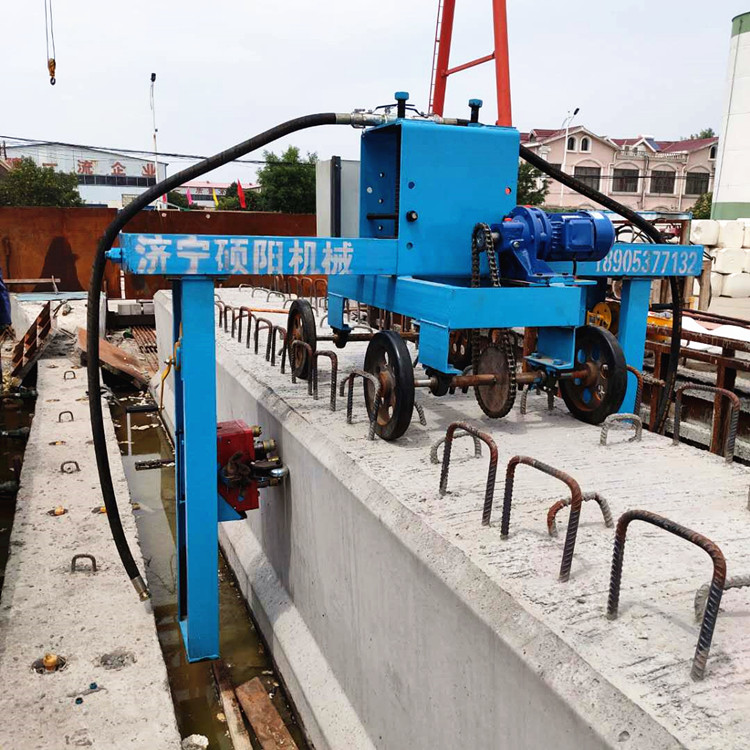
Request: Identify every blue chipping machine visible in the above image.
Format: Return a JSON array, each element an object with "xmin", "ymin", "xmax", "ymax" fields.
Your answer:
[{"xmin": 102, "ymin": 93, "xmax": 702, "ymax": 660}]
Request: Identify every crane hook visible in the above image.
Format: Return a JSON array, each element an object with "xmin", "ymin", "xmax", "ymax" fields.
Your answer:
[{"xmin": 47, "ymin": 57, "xmax": 56, "ymax": 85}]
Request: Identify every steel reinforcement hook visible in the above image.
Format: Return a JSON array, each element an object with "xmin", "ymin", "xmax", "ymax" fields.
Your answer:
[
  {"xmin": 501, "ymin": 456, "xmax": 583, "ymax": 582},
  {"xmin": 606, "ymin": 509, "xmax": 726, "ymax": 681},
  {"xmin": 438, "ymin": 422, "xmax": 498, "ymax": 526}
]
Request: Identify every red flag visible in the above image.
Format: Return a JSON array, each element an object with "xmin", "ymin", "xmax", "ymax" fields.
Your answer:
[
  {"xmin": 186, "ymin": 188, "xmax": 193, "ymax": 205},
  {"xmin": 237, "ymin": 180, "xmax": 246, "ymax": 209},
  {"xmin": 162, "ymin": 193, "xmax": 167, "ymax": 204}
]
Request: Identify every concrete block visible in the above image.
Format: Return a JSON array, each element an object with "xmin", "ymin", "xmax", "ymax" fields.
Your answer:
[
  {"xmin": 713, "ymin": 247, "xmax": 745, "ymax": 274},
  {"xmin": 717, "ymin": 220, "xmax": 745, "ymax": 247},
  {"xmin": 720, "ymin": 272, "xmax": 750, "ymax": 297},
  {"xmin": 690, "ymin": 219, "xmax": 719, "ymax": 245}
]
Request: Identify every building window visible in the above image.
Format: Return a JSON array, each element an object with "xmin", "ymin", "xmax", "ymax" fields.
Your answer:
[
  {"xmin": 77, "ymin": 175, "xmax": 156, "ymax": 187},
  {"xmin": 573, "ymin": 165, "xmax": 601, "ymax": 191},
  {"xmin": 650, "ymin": 169, "xmax": 675, "ymax": 195},
  {"xmin": 567, "ymin": 136, "xmax": 577, "ymax": 152},
  {"xmin": 709, "ymin": 145, "xmax": 717, "ymax": 160},
  {"xmin": 580, "ymin": 137, "xmax": 591, "ymax": 152},
  {"xmin": 612, "ymin": 168, "xmax": 639, "ymax": 193},
  {"xmin": 685, "ymin": 171, "xmax": 710, "ymax": 196}
]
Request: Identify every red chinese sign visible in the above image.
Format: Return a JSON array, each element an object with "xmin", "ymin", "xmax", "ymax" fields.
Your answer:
[
  {"xmin": 77, "ymin": 160, "xmax": 95, "ymax": 175},
  {"xmin": 111, "ymin": 161, "xmax": 126, "ymax": 175},
  {"xmin": 142, "ymin": 163, "xmax": 156, "ymax": 177}
]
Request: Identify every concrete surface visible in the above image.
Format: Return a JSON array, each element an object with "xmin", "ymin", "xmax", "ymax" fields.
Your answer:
[
  {"xmin": 10, "ymin": 294, "xmax": 107, "ymax": 341},
  {"xmin": 0, "ymin": 359, "xmax": 180, "ymax": 749},
  {"xmin": 155, "ymin": 289, "xmax": 750, "ymax": 750}
]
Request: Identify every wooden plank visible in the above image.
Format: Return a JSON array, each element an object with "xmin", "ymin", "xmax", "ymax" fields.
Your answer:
[
  {"xmin": 211, "ymin": 660, "xmax": 253, "ymax": 750},
  {"xmin": 4, "ymin": 278, "xmax": 61, "ymax": 285},
  {"xmin": 236, "ymin": 677, "xmax": 298, "ymax": 750},
  {"xmin": 77, "ymin": 328, "xmax": 150, "ymax": 387}
]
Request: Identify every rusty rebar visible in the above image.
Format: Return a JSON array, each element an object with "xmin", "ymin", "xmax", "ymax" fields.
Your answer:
[
  {"xmin": 254, "ymin": 317, "xmax": 273, "ymax": 356},
  {"xmin": 223, "ymin": 304, "xmax": 234, "ymax": 333},
  {"xmin": 290, "ymin": 341, "xmax": 315, "ymax": 395},
  {"xmin": 250, "ymin": 287, "xmax": 270, "ymax": 298},
  {"xmin": 430, "ymin": 429, "xmax": 482, "ymax": 465},
  {"xmin": 694, "ymin": 574, "xmax": 750, "ymax": 622},
  {"xmin": 606, "ymin": 509, "xmax": 726, "ymax": 681},
  {"xmin": 438, "ymin": 422, "xmax": 498, "ymax": 526},
  {"xmin": 312, "ymin": 350, "xmax": 338, "ymax": 411},
  {"xmin": 520, "ymin": 386, "xmax": 554, "ymax": 415},
  {"xmin": 626, "ymin": 365, "xmax": 644, "ymax": 415},
  {"xmin": 237, "ymin": 307, "xmax": 253, "ymax": 343},
  {"xmin": 314, "ymin": 278, "xmax": 327, "ymax": 298},
  {"xmin": 339, "ymin": 369, "xmax": 382, "ymax": 440},
  {"xmin": 299, "ymin": 276, "xmax": 314, "ymax": 298},
  {"xmin": 501, "ymin": 456, "xmax": 583, "ymax": 582},
  {"xmin": 547, "ymin": 491, "xmax": 613, "ymax": 537},
  {"xmin": 673, "ymin": 384, "xmax": 740, "ymax": 463},
  {"xmin": 266, "ymin": 290, "xmax": 285, "ymax": 303},
  {"xmin": 214, "ymin": 300, "xmax": 225, "ymax": 327},
  {"xmin": 414, "ymin": 400, "xmax": 427, "ymax": 426},
  {"xmin": 600, "ymin": 413, "xmax": 642, "ymax": 446},
  {"xmin": 271, "ymin": 326, "xmax": 286, "ymax": 368}
]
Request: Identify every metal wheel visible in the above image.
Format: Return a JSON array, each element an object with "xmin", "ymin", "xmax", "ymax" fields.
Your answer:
[
  {"xmin": 363, "ymin": 330, "xmax": 415, "ymax": 441},
  {"xmin": 286, "ymin": 299, "xmax": 317, "ymax": 379},
  {"xmin": 474, "ymin": 343, "xmax": 516, "ymax": 418},
  {"xmin": 448, "ymin": 330, "xmax": 472, "ymax": 371},
  {"xmin": 560, "ymin": 325, "xmax": 626, "ymax": 425}
]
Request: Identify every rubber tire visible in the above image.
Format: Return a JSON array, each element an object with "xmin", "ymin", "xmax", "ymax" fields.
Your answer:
[
  {"xmin": 363, "ymin": 330, "xmax": 415, "ymax": 441},
  {"xmin": 560, "ymin": 325, "xmax": 627, "ymax": 425},
  {"xmin": 286, "ymin": 299, "xmax": 317, "ymax": 380}
]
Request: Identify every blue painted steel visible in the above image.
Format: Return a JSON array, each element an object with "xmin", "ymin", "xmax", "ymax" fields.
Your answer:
[
  {"xmin": 527, "ymin": 328, "xmax": 577, "ymax": 371},
  {"xmin": 174, "ymin": 277, "xmax": 219, "ymax": 662},
  {"xmin": 616, "ymin": 278, "xmax": 652, "ymax": 414},
  {"xmin": 358, "ymin": 118, "xmax": 520, "ymax": 275},
  {"xmin": 550, "ymin": 242, "xmax": 702, "ymax": 278},
  {"xmin": 113, "ymin": 235, "xmax": 397, "ymax": 276},
  {"xmin": 328, "ymin": 274, "xmax": 587, "ymax": 372},
  {"xmin": 492, "ymin": 207, "xmax": 615, "ymax": 282}
]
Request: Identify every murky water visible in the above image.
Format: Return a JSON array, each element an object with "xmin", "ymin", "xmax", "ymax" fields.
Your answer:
[{"xmin": 110, "ymin": 392, "xmax": 309, "ymax": 749}]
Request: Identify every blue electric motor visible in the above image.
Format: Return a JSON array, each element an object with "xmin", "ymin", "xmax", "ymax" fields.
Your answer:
[{"xmin": 490, "ymin": 206, "xmax": 615, "ymax": 283}]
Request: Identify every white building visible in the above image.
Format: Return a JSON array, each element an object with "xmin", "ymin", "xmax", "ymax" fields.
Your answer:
[{"xmin": 1, "ymin": 142, "xmax": 167, "ymax": 208}]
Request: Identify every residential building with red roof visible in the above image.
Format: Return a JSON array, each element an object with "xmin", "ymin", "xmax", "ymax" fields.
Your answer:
[{"xmin": 522, "ymin": 126, "xmax": 718, "ymax": 211}]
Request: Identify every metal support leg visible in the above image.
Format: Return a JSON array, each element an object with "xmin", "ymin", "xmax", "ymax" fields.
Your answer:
[
  {"xmin": 617, "ymin": 279, "xmax": 651, "ymax": 414},
  {"xmin": 174, "ymin": 277, "xmax": 219, "ymax": 661}
]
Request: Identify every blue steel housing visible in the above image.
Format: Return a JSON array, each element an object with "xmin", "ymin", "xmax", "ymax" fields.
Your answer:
[{"xmin": 109, "ymin": 106, "xmax": 702, "ymax": 661}]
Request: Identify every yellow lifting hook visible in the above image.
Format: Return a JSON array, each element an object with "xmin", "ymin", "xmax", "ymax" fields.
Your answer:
[{"xmin": 47, "ymin": 57, "xmax": 56, "ymax": 85}]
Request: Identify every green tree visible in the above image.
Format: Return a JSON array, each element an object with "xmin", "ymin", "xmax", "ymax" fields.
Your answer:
[
  {"xmin": 516, "ymin": 162, "xmax": 549, "ymax": 206},
  {"xmin": 217, "ymin": 181, "xmax": 264, "ymax": 211},
  {"xmin": 257, "ymin": 147, "xmax": 316, "ymax": 213},
  {"xmin": 690, "ymin": 192, "xmax": 712, "ymax": 219},
  {"xmin": 167, "ymin": 190, "xmax": 190, "ymax": 210},
  {"xmin": 687, "ymin": 128, "xmax": 716, "ymax": 139},
  {"xmin": 0, "ymin": 158, "xmax": 83, "ymax": 207}
]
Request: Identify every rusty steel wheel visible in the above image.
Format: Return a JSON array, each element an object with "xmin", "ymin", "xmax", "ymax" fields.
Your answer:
[
  {"xmin": 560, "ymin": 325, "xmax": 626, "ymax": 425},
  {"xmin": 363, "ymin": 330, "xmax": 414, "ymax": 441},
  {"xmin": 286, "ymin": 299, "xmax": 317, "ymax": 380},
  {"xmin": 474, "ymin": 343, "xmax": 516, "ymax": 418}
]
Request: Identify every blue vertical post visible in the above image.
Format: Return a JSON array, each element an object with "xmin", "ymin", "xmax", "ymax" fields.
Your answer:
[
  {"xmin": 173, "ymin": 281, "xmax": 187, "ymax": 620},
  {"xmin": 617, "ymin": 278, "xmax": 652, "ymax": 414},
  {"xmin": 176, "ymin": 277, "xmax": 219, "ymax": 661}
]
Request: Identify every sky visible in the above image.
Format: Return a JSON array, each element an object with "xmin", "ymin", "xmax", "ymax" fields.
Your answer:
[{"xmin": 1, "ymin": 0, "xmax": 746, "ymax": 185}]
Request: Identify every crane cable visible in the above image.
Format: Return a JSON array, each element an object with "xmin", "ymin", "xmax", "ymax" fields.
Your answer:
[{"xmin": 44, "ymin": 0, "xmax": 57, "ymax": 85}]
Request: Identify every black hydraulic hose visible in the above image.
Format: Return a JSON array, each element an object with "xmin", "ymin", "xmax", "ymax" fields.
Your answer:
[
  {"xmin": 87, "ymin": 113, "xmax": 342, "ymax": 599},
  {"xmin": 519, "ymin": 145, "xmax": 681, "ymax": 433}
]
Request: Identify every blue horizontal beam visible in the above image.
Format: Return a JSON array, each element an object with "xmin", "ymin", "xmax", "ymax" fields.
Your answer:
[
  {"xmin": 549, "ymin": 243, "xmax": 703, "ymax": 278},
  {"xmin": 329, "ymin": 275, "xmax": 587, "ymax": 329},
  {"xmin": 112, "ymin": 234, "xmax": 399, "ymax": 276}
]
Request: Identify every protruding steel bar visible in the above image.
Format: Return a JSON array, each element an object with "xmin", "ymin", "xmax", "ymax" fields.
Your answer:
[
  {"xmin": 414, "ymin": 401, "xmax": 427, "ymax": 426},
  {"xmin": 265, "ymin": 290, "xmax": 285, "ymax": 302},
  {"xmin": 438, "ymin": 422, "xmax": 498, "ymax": 526},
  {"xmin": 270, "ymin": 326, "xmax": 286, "ymax": 368},
  {"xmin": 501, "ymin": 456, "xmax": 583, "ymax": 582},
  {"xmin": 339, "ymin": 369, "xmax": 382, "ymax": 440},
  {"xmin": 222, "ymin": 304, "xmax": 235, "ymax": 333},
  {"xmin": 600, "ymin": 413, "xmax": 643, "ymax": 445},
  {"xmin": 694, "ymin": 574, "xmax": 750, "ymax": 622},
  {"xmin": 290, "ymin": 340, "xmax": 315, "ymax": 395},
  {"xmin": 520, "ymin": 386, "xmax": 554, "ymax": 415},
  {"xmin": 237, "ymin": 307, "xmax": 253, "ymax": 343},
  {"xmin": 430, "ymin": 429, "xmax": 482, "ymax": 465},
  {"xmin": 547, "ymin": 491, "xmax": 613, "ymax": 537},
  {"xmin": 606, "ymin": 509, "xmax": 726, "ymax": 681},
  {"xmin": 58, "ymin": 410, "xmax": 74, "ymax": 423},
  {"xmin": 230, "ymin": 307, "xmax": 240, "ymax": 338},
  {"xmin": 299, "ymin": 277, "xmax": 314, "ymax": 298},
  {"xmin": 673, "ymin": 384, "xmax": 740, "ymax": 463},
  {"xmin": 61, "ymin": 460, "xmax": 81, "ymax": 473},
  {"xmin": 251, "ymin": 287, "xmax": 270, "ymax": 298},
  {"xmin": 214, "ymin": 300, "xmax": 226, "ymax": 327},
  {"xmin": 312, "ymin": 350, "xmax": 338, "ymax": 411},
  {"xmin": 626, "ymin": 365, "xmax": 644, "ymax": 415},
  {"xmin": 287, "ymin": 277, "xmax": 300, "ymax": 297},
  {"xmin": 254, "ymin": 317, "xmax": 273, "ymax": 356}
]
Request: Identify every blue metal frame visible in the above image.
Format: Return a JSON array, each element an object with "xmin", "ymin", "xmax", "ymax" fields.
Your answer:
[{"xmin": 108, "ymin": 113, "xmax": 706, "ymax": 662}]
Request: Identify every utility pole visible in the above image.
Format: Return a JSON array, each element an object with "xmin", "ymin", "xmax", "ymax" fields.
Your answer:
[
  {"xmin": 150, "ymin": 72, "xmax": 160, "ymax": 207},
  {"xmin": 559, "ymin": 107, "xmax": 580, "ymax": 206}
]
